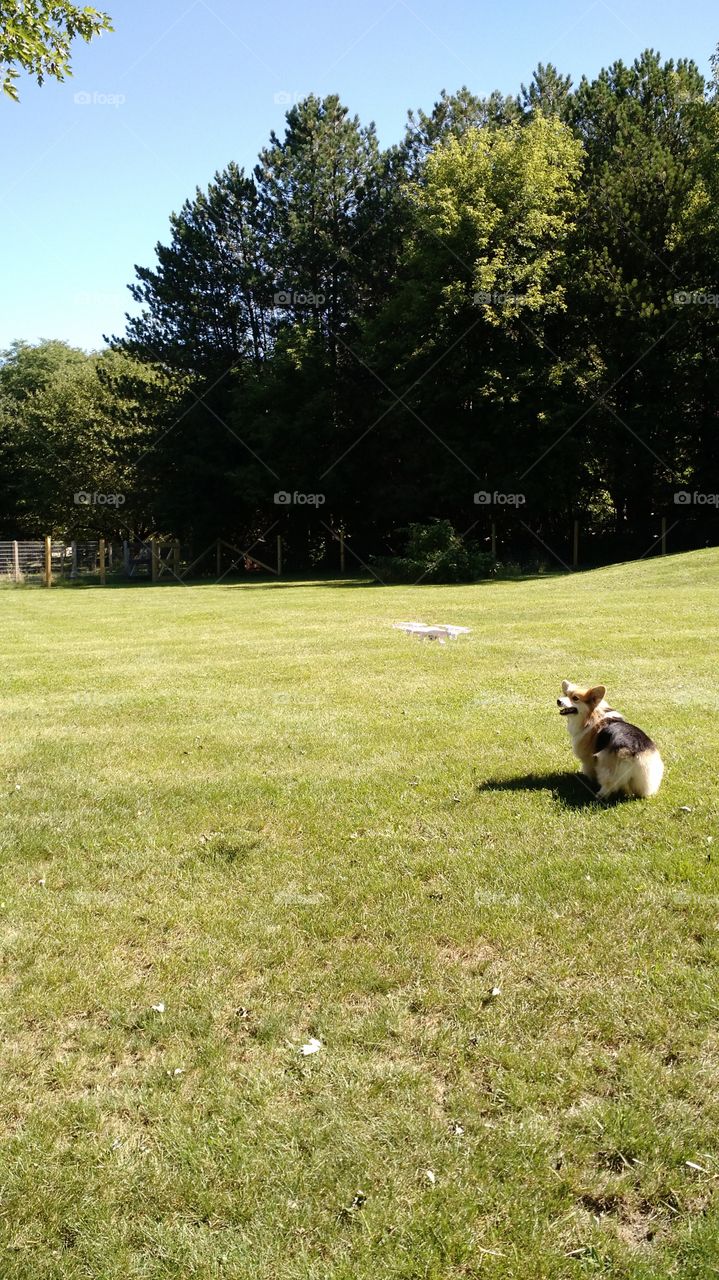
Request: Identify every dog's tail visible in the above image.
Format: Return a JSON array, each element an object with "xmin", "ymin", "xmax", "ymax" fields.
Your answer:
[{"xmin": 632, "ymin": 748, "xmax": 664, "ymax": 797}]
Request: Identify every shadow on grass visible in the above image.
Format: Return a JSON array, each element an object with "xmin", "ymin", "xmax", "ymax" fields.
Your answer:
[
  {"xmin": 224, "ymin": 571, "xmax": 566, "ymax": 590},
  {"xmin": 12, "ymin": 574, "xmax": 379, "ymax": 592},
  {"xmin": 6, "ymin": 571, "xmax": 570, "ymax": 593},
  {"xmin": 476, "ymin": 770, "xmax": 601, "ymax": 809}
]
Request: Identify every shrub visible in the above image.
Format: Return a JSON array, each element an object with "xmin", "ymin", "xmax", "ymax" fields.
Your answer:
[{"xmin": 371, "ymin": 520, "xmax": 497, "ymax": 584}]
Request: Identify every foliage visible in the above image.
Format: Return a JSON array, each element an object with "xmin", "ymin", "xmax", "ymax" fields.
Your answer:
[
  {"xmin": 5, "ymin": 47, "xmax": 719, "ymax": 563},
  {"xmin": 372, "ymin": 520, "xmax": 496, "ymax": 583},
  {"xmin": 0, "ymin": 0, "xmax": 112, "ymax": 100},
  {"xmin": 0, "ymin": 340, "xmax": 176, "ymax": 535}
]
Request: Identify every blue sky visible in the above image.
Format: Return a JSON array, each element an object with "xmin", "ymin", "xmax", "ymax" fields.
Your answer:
[{"xmin": 1, "ymin": 0, "xmax": 717, "ymax": 353}]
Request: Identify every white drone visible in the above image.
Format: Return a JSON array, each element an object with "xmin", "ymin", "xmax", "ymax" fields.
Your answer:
[{"xmin": 393, "ymin": 621, "xmax": 471, "ymax": 644}]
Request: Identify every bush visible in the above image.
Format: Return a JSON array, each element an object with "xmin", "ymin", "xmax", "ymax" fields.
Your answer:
[{"xmin": 371, "ymin": 520, "xmax": 497, "ymax": 584}]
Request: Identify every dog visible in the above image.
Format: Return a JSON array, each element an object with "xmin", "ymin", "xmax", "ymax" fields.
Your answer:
[{"xmin": 557, "ymin": 681, "xmax": 664, "ymax": 800}]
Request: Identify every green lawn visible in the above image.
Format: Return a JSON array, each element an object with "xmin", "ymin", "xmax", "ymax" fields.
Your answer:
[{"xmin": 1, "ymin": 549, "xmax": 718, "ymax": 1279}]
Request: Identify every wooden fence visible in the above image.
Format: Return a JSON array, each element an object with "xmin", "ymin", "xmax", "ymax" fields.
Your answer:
[
  {"xmin": 0, "ymin": 537, "xmax": 176, "ymax": 586},
  {"xmin": 0, "ymin": 521, "xmax": 675, "ymax": 585},
  {"xmin": 0, "ymin": 538, "xmax": 105, "ymax": 584},
  {"xmin": 0, "ymin": 535, "xmax": 284, "ymax": 585}
]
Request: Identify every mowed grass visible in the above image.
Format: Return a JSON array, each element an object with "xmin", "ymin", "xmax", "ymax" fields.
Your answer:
[{"xmin": 1, "ymin": 549, "xmax": 718, "ymax": 1280}]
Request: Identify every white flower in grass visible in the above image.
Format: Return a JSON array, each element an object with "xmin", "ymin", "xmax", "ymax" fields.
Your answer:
[
  {"xmin": 151, "ymin": 1002, "xmax": 165, "ymax": 1014},
  {"xmin": 300, "ymin": 1037, "xmax": 322, "ymax": 1056}
]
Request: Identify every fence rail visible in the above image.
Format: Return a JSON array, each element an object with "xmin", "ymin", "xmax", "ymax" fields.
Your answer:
[
  {"xmin": 0, "ymin": 539, "xmax": 106, "ymax": 582},
  {"xmin": 0, "ymin": 540, "xmax": 43, "ymax": 579},
  {"xmin": 0, "ymin": 535, "xmax": 287, "ymax": 586},
  {"xmin": 1, "ymin": 537, "xmax": 185, "ymax": 585}
]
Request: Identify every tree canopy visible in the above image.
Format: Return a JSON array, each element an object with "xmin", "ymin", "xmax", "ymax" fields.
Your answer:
[
  {"xmin": 0, "ymin": 1, "xmax": 112, "ymax": 100},
  {"xmin": 3, "ymin": 46, "xmax": 719, "ymax": 572}
]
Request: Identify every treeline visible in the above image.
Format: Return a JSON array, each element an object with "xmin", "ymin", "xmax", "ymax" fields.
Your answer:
[{"xmin": 2, "ymin": 50, "xmax": 719, "ymax": 569}]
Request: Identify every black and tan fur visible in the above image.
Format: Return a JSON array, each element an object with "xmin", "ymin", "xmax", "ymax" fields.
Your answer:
[{"xmin": 556, "ymin": 680, "xmax": 664, "ymax": 800}]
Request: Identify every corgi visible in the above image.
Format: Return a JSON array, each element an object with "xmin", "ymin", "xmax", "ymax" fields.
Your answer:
[{"xmin": 557, "ymin": 681, "xmax": 664, "ymax": 800}]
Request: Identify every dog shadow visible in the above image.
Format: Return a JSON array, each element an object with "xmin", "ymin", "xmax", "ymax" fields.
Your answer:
[{"xmin": 475, "ymin": 770, "xmax": 608, "ymax": 809}]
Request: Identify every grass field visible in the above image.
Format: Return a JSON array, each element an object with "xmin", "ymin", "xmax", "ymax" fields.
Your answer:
[{"xmin": 2, "ymin": 548, "xmax": 719, "ymax": 1279}]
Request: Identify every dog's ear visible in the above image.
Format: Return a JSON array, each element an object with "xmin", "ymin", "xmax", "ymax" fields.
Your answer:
[
  {"xmin": 586, "ymin": 685, "xmax": 606, "ymax": 705},
  {"xmin": 561, "ymin": 680, "xmax": 570, "ymax": 694}
]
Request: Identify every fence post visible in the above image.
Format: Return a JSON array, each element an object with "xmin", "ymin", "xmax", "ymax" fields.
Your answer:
[
  {"xmin": 70, "ymin": 540, "xmax": 78, "ymax": 579},
  {"xmin": 99, "ymin": 538, "xmax": 106, "ymax": 585},
  {"xmin": 572, "ymin": 519, "xmax": 579, "ymax": 570},
  {"xmin": 216, "ymin": 539, "xmax": 222, "ymax": 577},
  {"xmin": 491, "ymin": 521, "xmax": 497, "ymax": 559},
  {"xmin": 43, "ymin": 536, "xmax": 52, "ymax": 588},
  {"xmin": 123, "ymin": 540, "xmax": 130, "ymax": 574},
  {"xmin": 173, "ymin": 539, "xmax": 180, "ymax": 577},
  {"xmin": 12, "ymin": 540, "xmax": 20, "ymax": 582},
  {"xmin": 276, "ymin": 534, "xmax": 282, "ymax": 576},
  {"xmin": 661, "ymin": 516, "xmax": 667, "ymax": 556},
  {"xmin": 151, "ymin": 537, "xmax": 159, "ymax": 583},
  {"xmin": 339, "ymin": 529, "xmax": 346, "ymax": 575}
]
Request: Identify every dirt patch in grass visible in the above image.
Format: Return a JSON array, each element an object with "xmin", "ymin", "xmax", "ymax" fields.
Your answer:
[
  {"xmin": 615, "ymin": 1204, "xmax": 663, "ymax": 1249},
  {"xmin": 435, "ymin": 940, "xmax": 499, "ymax": 973}
]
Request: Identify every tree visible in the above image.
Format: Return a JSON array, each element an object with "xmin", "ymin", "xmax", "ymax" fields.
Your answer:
[
  {"xmin": 354, "ymin": 115, "xmax": 583, "ymax": 542},
  {"xmin": 114, "ymin": 163, "xmax": 274, "ymax": 544},
  {"xmin": 120, "ymin": 165, "xmax": 268, "ymax": 378},
  {"xmin": 0, "ymin": 340, "xmax": 172, "ymax": 535},
  {"xmin": 254, "ymin": 94, "xmax": 391, "ymax": 364},
  {"xmin": 119, "ymin": 94, "xmax": 400, "ymax": 553},
  {"xmin": 402, "ymin": 86, "xmax": 519, "ymax": 175},
  {"xmin": 242, "ymin": 94, "xmax": 398, "ymax": 527},
  {"xmin": 99, "ymin": 49, "xmax": 719, "ymax": 566},
  {"xmin": 518, "ymin": 63, "xmax": 573, "ymax": 119},
  {"xmin": 0, "ymin": 1, "xmax": 112, "ymax": 101},
  {"xmin": 566, "ymin": 51, "xmax": 718, "ymax": 530}
]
